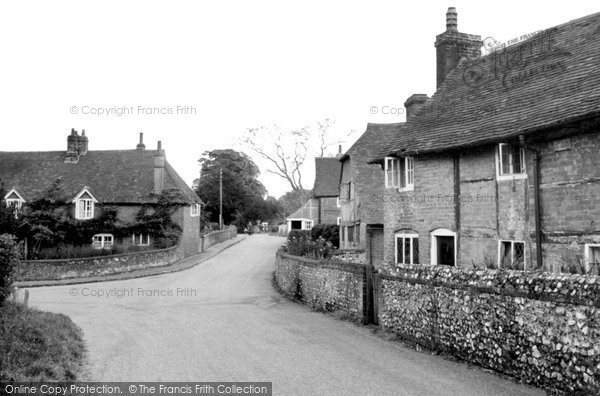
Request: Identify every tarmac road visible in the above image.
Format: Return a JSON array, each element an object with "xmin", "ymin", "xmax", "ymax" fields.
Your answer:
[{"xmin": 28, "ymin": 235, "xmax": 543, "ymax": 395}]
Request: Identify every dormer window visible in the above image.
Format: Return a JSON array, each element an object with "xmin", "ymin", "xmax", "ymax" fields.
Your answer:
[
  {"xmin": 72, "ymin": 188, "xmax": 98, "ymax": 220},
  {"xmin": 4, "ymin": 189, "xmax": 26, "ymax": 218}
]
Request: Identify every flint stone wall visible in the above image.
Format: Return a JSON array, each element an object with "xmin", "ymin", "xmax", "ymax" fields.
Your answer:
[
  {"xmin": 275, "ymin": 251, "xmax": 367, "ymax": 322},
  {"xmin": 379, "ymin": 264, "xmax": 600, "ymax": 393}
]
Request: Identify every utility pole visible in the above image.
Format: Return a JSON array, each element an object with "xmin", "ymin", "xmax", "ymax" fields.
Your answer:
[{"xmin": 219, "ymin": 167, "xmax": 223, "ymax": 230}]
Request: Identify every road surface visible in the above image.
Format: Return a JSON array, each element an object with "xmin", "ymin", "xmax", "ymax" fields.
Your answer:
[{"xmin": 28, "ymin": 235, "xmax": 543, "ymax": 395}]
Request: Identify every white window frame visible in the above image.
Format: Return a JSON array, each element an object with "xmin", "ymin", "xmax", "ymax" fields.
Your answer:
[
  {"xmin": 92, "ymin": 233, "xmax": 114, "ymax": 249},
  {"xmin": 496, "ymin": 143, "xmax": 527, "ymax": 180},
  {"xmin": 132, "ymin": 233, "xmax": 151, "ymax": 246},
  {"xmin": 498, "ymin": 240, "xmax": 526, "ymax": 270},
  {"xmin": 191, "ymin": 203, "xmax": 201, "ymax": 217},
  {"xmin": 303, "ymin": 220, "xmax": 314, "ymax": 230},
  {"xmin": 384, "ymin": 157, "xmax": 400, "ymax": 188},
  {"xmin": 394, "ymin": 232, "xmax": 419, "ymax": 265},
  {"xmin": 72, "ymin": 188, "xmax": 98, "ymax": 220},
  {"xmin": 336, "ymin": 217, "xmax": 341, "ymax": 225},
  {"xmin": 584, "ymin": 244, "xmax": 600, "ymax": 266},
  {"xmin": 4, "ymin": 189, "xmax": 26, "ymax": 218},
  {"xmin": 430, "ymin": 228, "xmax": 457, "ymax": 266},
  {"xmin": 385, "ymin": 156, "xmax": 415, "ymax": 191},
  {"xmin": 336, "ymin": 197, "xmax": 340, "ymax": 207}
]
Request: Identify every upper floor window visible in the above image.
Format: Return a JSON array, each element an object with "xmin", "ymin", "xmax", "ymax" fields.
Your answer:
[
  {"xmin": 4, "ymin": 189, "xmax": 25, "ymax": 218},
  {"xmin": 191, "ymin": 203, "xmax": 201, "ymax": 217},
  {"xmin": 395, "ymin": 232, "xmax": 419, "ymax": 265},
  {"xmin": 497, "ymin": 143, "xmax": 526, "ymax": 179},
  {"xmin": 73, "ymin": 188, "xmax": 97, "ymax": 220},
  {"xmin": 498, "ymin": 240, "xmax": 525, "ymax": 270},
  {"xmin": 336, "ymin": 197, "xmax": 340, "ymax": 207},
  {"xmin": 385, "ymin": 157, "xmax": 414, "ymax": 190}
]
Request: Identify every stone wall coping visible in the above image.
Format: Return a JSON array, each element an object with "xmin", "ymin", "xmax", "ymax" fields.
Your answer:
[
  {"xmin": 277, "ymin": 251, "xmax": 369, "ymax": 274},
  {"xmin": 379, "ymin": 264, "xmax": 600, "ymax": 307},
  {"xmin": 25, "ymin": 243, "xmax": 180, "ymax": 264}
]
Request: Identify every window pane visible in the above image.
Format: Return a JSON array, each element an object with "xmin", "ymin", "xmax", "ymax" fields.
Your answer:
[
  {"xmin": 513, "ymin": 148, "xmax": 522, "ymax": 173},
  {"xmin": 501, "ymin": 145, "xmax": 511, "ymax": 175},
  {"xmin": 590, "ymin": 247, "xmax": 600, "ymax": 264},
  {"xmin": 403, "ymin": 238, "xmax": 410, "ymax": 264},
  {"xmin": 396, "ymin": 237, "xmax": 402, "ymax": 264},
  {"xmin": 399, "ymin": 159, "xmax": 406, "ymax": 188},
  {"xmin": 413, "ymin": 238, "xmax": 419, "ymax": 264},
  {"xmin": 514, "ymin": 242, "xmax": 524, "ymax": 269},
  {"xmin": 500, "ymin": 241, "xmax": 511, "ymax": 267},
  {"xmin": 407, "ymin": 157, "xmax": 414, "ymax": 185}
]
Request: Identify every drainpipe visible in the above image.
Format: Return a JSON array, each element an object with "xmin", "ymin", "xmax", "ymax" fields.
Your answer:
[{"xmin": 520, "ymin": 135, "xmax": 543, "ymax": 270}]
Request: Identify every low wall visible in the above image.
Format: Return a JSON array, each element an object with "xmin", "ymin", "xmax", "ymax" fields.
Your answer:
[
  {"xmin": 379, "ymin": 265, "xmax": 600, "ymax": 393},
  {"xmin": 275, "ymin": 251, "xmax": 367, "ymax": 322},
  {"xmin": 200, "ymin": 227, "xmax": 237, "ymax": 252},
  {"xmin": 330, "ymin": 249, "xmax": 366, "ymax": 263},
  {"xmin": 15, "ymin": 245, "xmax": 185, "ymax": 281}
]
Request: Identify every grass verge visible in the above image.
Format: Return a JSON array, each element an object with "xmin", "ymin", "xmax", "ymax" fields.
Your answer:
[{"xmin": 0, "ymin": 301, "xmax": 86, "ymax": 381}]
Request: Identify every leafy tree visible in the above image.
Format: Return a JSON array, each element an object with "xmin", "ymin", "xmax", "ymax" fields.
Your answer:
[
  {"xmin": 277, "ymin": 189, "xmax": 312, "ymax": 218},
  {"xmin": 0, "ymin": 234, "xmax": 21, "ymax": 304},
  {"xmin": 195, "ymin": 149, "xmax": 282, "ymax": 229}
]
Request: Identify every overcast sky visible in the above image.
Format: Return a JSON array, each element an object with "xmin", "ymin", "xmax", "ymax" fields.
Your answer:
[{"xmin": 1, "ymin": 1, "xmax": 598, "ymax": 198}]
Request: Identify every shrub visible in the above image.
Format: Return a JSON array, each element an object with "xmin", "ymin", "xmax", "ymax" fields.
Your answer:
[
  {"xmin": 310, "ymin": 224, "xmax": 339, "ymax": 248},
  {"xmin": 270, "ymin": 226, "xmax": 279, "ymax": 233},
  {"xmin": 30, "ymin": 243, "xmax": 150, "ymax": 260},
  {"xmin": 287, "ymin": 230, "xmax": 333, "ymax": 259},
  {"xmin": 0, "ymin": 234, "xmax": 21, "ymax": 304}
]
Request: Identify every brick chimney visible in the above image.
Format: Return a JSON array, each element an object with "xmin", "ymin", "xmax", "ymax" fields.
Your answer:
[
  {"xmin": 79, "ymin": 129, "xmax": 88, "ymax": 155},
  {"xmin": 404, "ymin": 94, "xmax": 430, "ymax": 121},
  {"xmin": 136, "ymin": 132, "xmax": 146, "ymax": 150},
  {"xmin": 336, "ymin": 145, "xmax": 343, "ymax": 158},
  {"xmin": 153, "ymin": 141, "xmax": 165, "ymax": 195},
  {"xmin": 65, "ymin": 128, "xmax": 81, "ymax": 164},
  {"xmin": 434, "ymin": 7, "xmax": 482, "ymax": 88}
]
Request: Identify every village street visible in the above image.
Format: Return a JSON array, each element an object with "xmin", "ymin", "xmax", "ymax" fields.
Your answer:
[{"xmin": 27, "ymin": 235, "xmax": 542, "ymax": 395}]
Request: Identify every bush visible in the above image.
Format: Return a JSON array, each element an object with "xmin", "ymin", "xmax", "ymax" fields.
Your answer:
[
  {"xmin": 310, "ymin": 224, "xmax": 340, "ymax": 248},
  {"xmin": 287, "ymin": 230, "xmax": 333, "ymax": 259},
  {"xmin": 30, "ymin": 243, "xmax": 150, "ymax": 260},
  {"xmin": 270, "ymin": 226, "xmax": 279, "ymax": 233},
  {"xmin": 0, "ymin": 234, "xmax": 21, "ymax": 304}
]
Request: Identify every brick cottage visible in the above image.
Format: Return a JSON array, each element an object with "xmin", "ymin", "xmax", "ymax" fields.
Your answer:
[
  {"xmin": 0, "ymin": 130, "xmax": 203, "ymax": 256},
  {"xmin": 367, "ymin": 8, "xmax": 600, "ymax": 273}
]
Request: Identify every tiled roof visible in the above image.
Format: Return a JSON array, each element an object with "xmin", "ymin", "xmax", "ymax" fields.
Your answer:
[
  {"xmin": 375, "ymin": 12, "xmax": 600, "ymax": 161},
  {"xmin": 341, "ymin": 122, "xmax": 406, "ymax": 162},
  {"xmin": 313, "ymin": 157, "xmax": 342, "ymax": 197},
  {"xmin": 0, "ymin": 150, "xmax": 202, "ymax": 204},
  {"xmin": 286, "ymin": 198, "xmax": 318, "ymax": 220}
]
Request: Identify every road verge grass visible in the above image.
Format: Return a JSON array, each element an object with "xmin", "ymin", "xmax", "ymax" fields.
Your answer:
[{"xmin": 0, "ymin": 300, "xmax": 86, "ymax": 381}]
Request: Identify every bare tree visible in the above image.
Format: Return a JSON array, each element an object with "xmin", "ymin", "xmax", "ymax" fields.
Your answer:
[{"xmin": 242, "ymin": 120, "xmax": 336, "ymax": 193}]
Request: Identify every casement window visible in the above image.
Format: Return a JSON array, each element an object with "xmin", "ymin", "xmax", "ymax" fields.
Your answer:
[
  {"xmin": 336, "ymin": 217, "xmax": 341, "ymax": 225},
  {"xmin": 395, "ymin": 232, "xmax": 419, "ymax": 265},
  {"xmin": 585, "ymin": 244, "xmax": 600, "ymax": 267},
  {"xmin": 498, "ymin": 240, "xmax": 526, "ymax": 270},
  {"xmin": 385, "ymin": 156, "xmax": 414, "ymax": 190},
  {"xmin": 191, "ymin": 203, "xmax": 201, "ymax": 217},
  {"xmin": 497, "ymin": 143, "xmax": 526, "ymax": 179},
  {"xmin": 304, "ymin": 220, "xmax": 314, "ymax": 230},
  {"xmin": 336, "ymin": 197, "xmax": 341, "ymax": 207},
  {"xmin": 92, "ymin": 234, "xmax": 113, "ymax": 249},
  {"xmin": 132, "ymin": 233, "xmax": 150, "ymax": 246},
  {"xmin": 73, "ymin": 188, "xmax": 98, "ymax": 220}
]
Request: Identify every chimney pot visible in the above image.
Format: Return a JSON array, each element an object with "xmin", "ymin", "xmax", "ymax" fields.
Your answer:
[
  {"xmin": 446, "ymin": 7, "xmax": 458, "ymax": 32},
  {"xmin": 136, "ymin": 132, "xmax": 146, "ymax": 150}
]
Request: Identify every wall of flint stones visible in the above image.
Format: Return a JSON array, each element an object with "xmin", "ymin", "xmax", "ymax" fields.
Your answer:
[
  {"xmin": 379, "ymin": 264, "xmax": 600, "ymax": 393},
  {"xmin": 275, "ymin": 251, "xmax": 366, "ymax": 322}
]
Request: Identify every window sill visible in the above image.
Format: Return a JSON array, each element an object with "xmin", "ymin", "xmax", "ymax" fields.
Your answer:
[
  {"xmin": 397, "ymin": 186, "xmax": 414, "ymax": 192},
  {"xmin": 497, "ymin": 173, "xmax": 527, "ymax": 181}
]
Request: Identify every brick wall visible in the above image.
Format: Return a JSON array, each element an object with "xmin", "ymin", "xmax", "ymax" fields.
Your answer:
[
  {"xmin": 275, "ymin": 251, "xmax": 368, "ymax": 323},
  {"xmin": 200, "ymin": 226, "xmax": 237, "ymax": 252},
  {"xmin": 379, "ymin": 265, "xmax": 600, "ymax": 393}
]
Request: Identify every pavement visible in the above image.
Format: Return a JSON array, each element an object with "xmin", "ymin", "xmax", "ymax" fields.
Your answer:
[{"xmin": 26, "ymin": 234, "xmax": 544, "ymax": 395}]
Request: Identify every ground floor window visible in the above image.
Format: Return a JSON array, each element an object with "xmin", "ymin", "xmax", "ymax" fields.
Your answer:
[
  {"xmin": 92, "ymin": 234, "xmax": 114, "ymax": 249},
  {"xmin": 395, "ymin": 233, "xmax": 419, "ymax": 264},
  {"xmin": 431, "ymin": 229, "xmax": 456, "ymax": 266},
  {"xmin": 132, "ymin": 233, "xmax": 150, "ymax": 246},
  {"xmin": 348, "ymin": 225, "xmax": 354, "ymax": 243},
  {"xmin": 498, "ymin": 240, "xmax": 525, "ymax": 270},
  {"xmin": 585, "ymin": 244, "xmax": 600, "ymax": 267}
]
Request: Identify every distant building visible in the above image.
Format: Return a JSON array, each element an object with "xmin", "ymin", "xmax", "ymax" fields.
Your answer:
[
  {"xmin": 313, "ymin": 154, "xmax": 342, "ymax": 225},
  {"xmin": 286, "ymin": 198, "xmax": 318, "ymax": 233},
  {"xmin": 0, "ymin": 130, "xmax": 203, "ymax": 256}
]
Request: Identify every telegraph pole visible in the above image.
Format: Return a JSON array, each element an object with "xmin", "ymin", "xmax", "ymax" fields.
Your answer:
[{"xmin": 219, "ymin": 167, "xmax": 223, "ymax": 230}]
